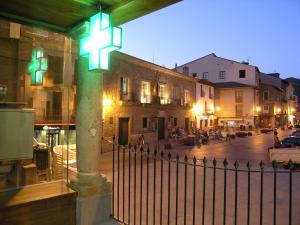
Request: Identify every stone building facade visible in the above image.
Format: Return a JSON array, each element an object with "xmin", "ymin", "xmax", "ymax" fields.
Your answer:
[
  {"xmin": 102, "ymin": 52, "xmax": 196, "ymax": 150},
  {"xmin": 258, "ymin": 73, "xmax": 298, "ymax": 127}
]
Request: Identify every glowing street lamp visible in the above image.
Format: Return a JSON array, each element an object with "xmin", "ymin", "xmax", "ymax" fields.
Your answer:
[
  {"xmin": 103, "ymin": 98, "xmax": 112, "ymax": 107},
  {"xmin": 193, "ymin": 104, "xmax": 203, "ymax": 116},
  {"xmin": 28, "ymin": 48, "xmax": 48, "ymax": 85},
  {"xmin": 80, "ymin": 12, "xmax": 122, "ymax": 71},
  {"xmin": 256, "ymin": 106, "xmax": 261, "ymax": 112},
  {"xmin": 215, "ymin": 106, "xmax": 221, "ymax": 112},
  {"xmin": 276, "ymin": 108, "xmax": 282, "ymax": 114}
]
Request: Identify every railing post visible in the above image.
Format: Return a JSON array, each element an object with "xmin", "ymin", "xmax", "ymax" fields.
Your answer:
[
  {"xmin": 212, "ymin": 158, "xmax": 217, "ymax": 225},
  {"xmin": 128, "ymin": 144, "xmax": 132, "ymax": 225},
  {"xmin": 223, "ymin": 158, "xmax": 228, "ymax": 225},
  {"xmin": 288, "ymin": 160, "xmax": 294, "ymax": 225},
  {"xmin": 202, "ymin": 157, "xmax": 207, "ymax": 225},
  {"xmin": 160, "ymin": 151, "xmax": 164, "ymax": 225},
  {"xmin": 234, "ymin": 161, "xmax": 239, "ymax": 225},
  {"xmin": 146, "ymin": 148, "xmax": 150, "ymax": 225},
  {"xmin": 246, "ymin": 161, "xmax": 251, "ymax": 225},
  {"xmin": 259, "ymin": 161, "xmax": 264, "ymax": 225},
  {"xmin": 153, "ymin": 148, "xmax": 157, "ymax": 225},
  {"xmin": 192, "ymin": 156, "xmax": 196, "ymax": 225},
  {"xmin": 134, "ymin": 145, "xmax": 137, "ymax": 225},
  {"xmin": 140, "ymin": 147, "xmax": 144, "ymax": 225},
  {"xmin": 184, "ymin": 155, "xmax": 188, "ymax": 225},
  {"xmin": 175, "ymin": 154, "xmax": 179, "ymax": 225},
  {"xmin": 272, "ymin": 160, "xmax": 277, "ymax": 225},
  {"xmin": 112, "ymin": 136, "xmax": 115, "ymax": 218},
  {"xmin": 117, "ymin": 143, "xmax": 120, "ymax": 220},
  {"xmin": 167, "ymin": 152, "xmax": 172, "ymax": 225},
  {"xmin": 123, "ymin": 145, "xmax": 126, "ymax": 223}
]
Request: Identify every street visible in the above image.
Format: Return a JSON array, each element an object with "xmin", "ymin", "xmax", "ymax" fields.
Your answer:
[{"xmin": 99, "ymin": 129, "xmax": 300, "ymax": 225}]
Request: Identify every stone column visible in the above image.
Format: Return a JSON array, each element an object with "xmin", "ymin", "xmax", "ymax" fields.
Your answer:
[{"xmin": 70, "ymin": 55, "xmax": 112, "ymax": 225}]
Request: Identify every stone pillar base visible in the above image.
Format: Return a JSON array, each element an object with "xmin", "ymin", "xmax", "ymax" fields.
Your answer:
[
  {"xmin": 76, "ymin": 192, "xmax": 118, "ymax": 225},
  {"xmin": 69, "ymin": 174, "xmax": 117, "ymax": 225}
]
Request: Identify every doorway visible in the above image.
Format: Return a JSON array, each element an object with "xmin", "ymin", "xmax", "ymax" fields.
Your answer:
[
  {"xmin": 185, "ymin": 118, "xmax": 189, "ymax": 131},
  {"xmin": 119, "ymin": 117, "xmax": 129, "ymax": 145},
  {"xmin": 158, "ymin": 117, "xmax": 165, "ymax": 140}
]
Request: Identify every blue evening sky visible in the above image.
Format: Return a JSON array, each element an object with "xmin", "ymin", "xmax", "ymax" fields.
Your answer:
[{"xmin": 120, "ymin": 0, "xmax": 300, "ymax": 78}]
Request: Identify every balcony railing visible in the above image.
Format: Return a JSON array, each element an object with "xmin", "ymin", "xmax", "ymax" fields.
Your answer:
[
  {"xmin": 120, "ymin": 93, "xmax": 191, "ymax": 107},
  {"xmin": 170, "ymin": 98, "xmax": 182, "ymax": 106},
  {"xmin": 140, "ymin": 94, "xmax": 151, "ymax": 104},
  {"xmin": 120, "ymin": 92, "xmax": 138, "ymax": 102},
  {"xmin": 159, "ymin": 96, "xmax": 170, "ymax": 105},
  {"xmin": 184, "ymin": 101, "xmax": 192, "ymax": 107}
]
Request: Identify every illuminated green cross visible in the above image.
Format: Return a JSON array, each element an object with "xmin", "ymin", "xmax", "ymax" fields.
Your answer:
[
  {"xmin": 28, "ymin": 48, "xmax": 48, "ymax": 85},
  {"xmin": 80, "ymin": 12, "xmax": 122, "ymax": 71}
]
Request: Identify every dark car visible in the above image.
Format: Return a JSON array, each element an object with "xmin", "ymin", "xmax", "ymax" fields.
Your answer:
[
  {"xmin": 281, "ymin": 136, "xmax": 300, "ymax": 148},
  {"xmin": 291, "ymin": 130, "xmax": 300, "ymax": 137}
]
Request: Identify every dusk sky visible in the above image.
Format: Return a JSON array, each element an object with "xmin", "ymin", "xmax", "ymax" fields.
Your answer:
[{"xmin": 120, "ymin": 0, "xmax": 300, "ymax": 78}]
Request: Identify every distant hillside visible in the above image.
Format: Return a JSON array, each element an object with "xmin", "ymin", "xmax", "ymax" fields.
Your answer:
[{"xmin": 286, "ymin": 77, "xmax": 300, "ymax": 101}]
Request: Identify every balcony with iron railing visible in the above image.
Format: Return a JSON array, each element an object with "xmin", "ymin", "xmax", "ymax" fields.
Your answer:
[
  {"xmin": 120, "ymin": 92, "xmax": 138, "ymax": 102},
  {"xmin": 120, "ymin": 91, "xmax": 192, "ymax": 108}
]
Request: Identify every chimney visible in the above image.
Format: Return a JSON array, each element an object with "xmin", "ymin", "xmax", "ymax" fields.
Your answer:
[{"xmin": 174, "ymin": 63, "xmax": 178, "ymax": 71}]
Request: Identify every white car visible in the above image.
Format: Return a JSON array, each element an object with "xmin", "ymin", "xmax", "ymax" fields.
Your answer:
[{"xmin": 269, "ymin": 147, "xmax": 300, "ymax": 164}]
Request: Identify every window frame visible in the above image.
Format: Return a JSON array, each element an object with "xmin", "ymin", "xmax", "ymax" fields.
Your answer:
[
  {"xmin": 203, "ymin": 72, "xmax": 209, "ymax": 80},
  {"xmin": 184, "ymin": 89, "xmax": 190, "ymax": 105},
  {"xmin": 142, "ymin": 117, "xmax": 148, "ymax": 129},
  {"xmin": 141, "ymin": 81, "xmax": 151, "ymax": 103},
  {"xmin": 219, "ymin": 71, "xmax": 226, "ymax": 80},
  {"xmin": 239, "ymin": 70, "xmax": 246, "ymax": 78},
  {"xmin": 121, "ymin": 77, "xmax": 129, "ymax": 95},
  {"xmin": 263, "ymin": 91, "xmax": 269, "ymax": 101}
]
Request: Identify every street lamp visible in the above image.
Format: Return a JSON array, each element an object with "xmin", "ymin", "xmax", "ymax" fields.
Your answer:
[
  {"xmin": 215, "ymin": 106, "xmax": 221, "ymax": 112},
  {"xmin": 193, "ymin": 104, "xmax": 203, "ymax": 116},
  {"xmin": 103, "ymin": 98, "xmax": 112, "ymax": 107},
  {"xmin": 256, "ymin": 106, "xmax": 261, "ymax": 112},
  {"xmin": 276, "ymin": 108, "xmax": 282, "ymax": 114}
]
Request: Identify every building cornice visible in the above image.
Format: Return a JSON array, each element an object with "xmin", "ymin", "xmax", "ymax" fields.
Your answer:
[{"xmin": 112, "ymin": 51, "xmax": 199, "ymax": 83}]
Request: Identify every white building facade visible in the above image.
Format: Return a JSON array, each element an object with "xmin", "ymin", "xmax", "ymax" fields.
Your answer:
[
  {"xmin": 176, "ymin": 53, "xmax": 260, "ymax": 128},
  {"xmin": 194, "ymin": 80, "xmax": 215, "ymax": 130}
]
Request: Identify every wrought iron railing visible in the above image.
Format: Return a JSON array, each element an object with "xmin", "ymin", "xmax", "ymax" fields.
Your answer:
[{"xmin": 111, "ymin": 141, "xmax": 299, "ymax": 225}]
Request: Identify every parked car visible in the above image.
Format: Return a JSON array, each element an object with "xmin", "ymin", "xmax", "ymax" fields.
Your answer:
[
  {"xmin": 260, "ymin": 128, "xmax": 273, "ymax": 134},
  {"xmin": 294, "ymin": 124, "xmax": 300, "ymax": 129},
  {"xmin": 281, "ymin": 136, "xmax": 300, "ymax": 148},
  {"xmin": 235, "ymin": 132, "xmax": 248, "ymax": 138},
  {"xmin": 290, "ymin": 130, "xmax": 300, "ymax": 137}
]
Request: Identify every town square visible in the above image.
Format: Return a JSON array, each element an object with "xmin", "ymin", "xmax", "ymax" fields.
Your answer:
[{"xmin": 0, "ymin": 1, "xmax": 299, "ymax": 225}]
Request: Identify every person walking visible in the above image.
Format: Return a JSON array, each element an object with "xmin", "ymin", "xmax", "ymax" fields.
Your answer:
[
  {"xmin": 273, "ymin": 128, "xmax": 278, "ymax": 147},
  {"xmin": 226, "ymin": 132, "xmax": 231, "ymax": 142}
]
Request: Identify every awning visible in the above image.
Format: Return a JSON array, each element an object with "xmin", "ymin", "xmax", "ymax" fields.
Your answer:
[{"xmin": 0, "ymin": 0, "xmax": 181, "ymax": 33}]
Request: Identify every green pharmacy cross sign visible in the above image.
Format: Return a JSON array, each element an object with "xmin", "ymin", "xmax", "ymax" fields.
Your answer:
[
  {"xmin": 28, "ymin": 48, "xmax": 48, "ymax": 85},
  {"xmin": 80, "ymin": 12, "xmax": 122, "ymax": 71}
]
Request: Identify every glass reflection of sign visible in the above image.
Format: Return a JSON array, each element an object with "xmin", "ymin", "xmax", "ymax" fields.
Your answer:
[
  {"xmin": 28, "ymin": 48, "xmax": 48, "ymax": 85},
  {"xmin": 80, "ymin": 12, "xmax": 122, "ymax": 71}
]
